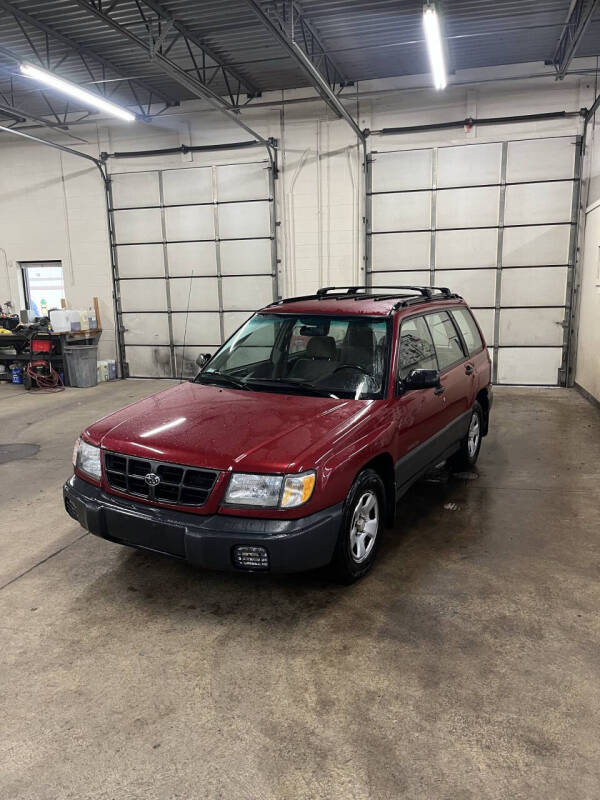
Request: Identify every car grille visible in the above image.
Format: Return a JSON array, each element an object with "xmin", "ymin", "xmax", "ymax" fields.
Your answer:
[{"xmin": 104, "ymin": 452, "xmax": 218, "ymax": 507}]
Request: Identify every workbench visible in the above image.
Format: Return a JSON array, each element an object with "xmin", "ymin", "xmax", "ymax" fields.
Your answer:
[{"xmin": 0, "ymin": 330, "xmax": 101, "ymax": 388}]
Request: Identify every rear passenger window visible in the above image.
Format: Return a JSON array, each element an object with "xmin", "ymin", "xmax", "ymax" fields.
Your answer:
[
  {"xmin": 425, "ymin": 311, "xmax": 466, "ymax": 371},
  {"xmin": 398, "ymin": 315, "xmax": 438, "ymax": 379},
  {"xmin": 452, "ymin": 308, "xmax": 484, "ymax": 354}
]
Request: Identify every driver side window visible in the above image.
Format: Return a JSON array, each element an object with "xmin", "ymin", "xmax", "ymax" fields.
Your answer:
[{"xmin": 398, "ymin": 315, "xmax": 438, "ymax": 380}]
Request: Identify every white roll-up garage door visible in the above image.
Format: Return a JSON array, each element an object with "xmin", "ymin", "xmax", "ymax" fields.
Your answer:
[
  {"xmin": 108, "ymin": 159, "xmax": 277, "ymax": 378},
  {"xmin": 367, "ymin": 135, "xmax": 581, "ymax": 385}
]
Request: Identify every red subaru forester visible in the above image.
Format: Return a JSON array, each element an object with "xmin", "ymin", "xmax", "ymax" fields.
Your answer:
[{"xmin": 64, "ymin": 286, "xmax": 492, "ymax": 582}]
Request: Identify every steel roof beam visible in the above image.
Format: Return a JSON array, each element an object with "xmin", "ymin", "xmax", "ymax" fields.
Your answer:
[
  {"xmin": 0, "ymin": 45, "xmax": 76, "ymax": 131},
  {"xmin": 0, "ymin": 0, "xmax": 175, "ymax": 110},
  {"xmin": 71, "ymin": 0, "xmax": 259, "ymax": 107},
  {"xmin": 137, "ymin": 0, "xmax": 260, "ymax": 99},
  {"xmin": 0, "ymin": 101, "xmax": 70, "ymax": 130},
  {"xmin": 549, "ymin": 0, "xmax": 599, "ymax": 79},
  {"xmin": 242, "ymin": 0, "xmax": 364, "ymax": 142},
  {"xmin": 273, "ymin": 0, "xmax": 348, "ymax": 92},
  {"xmin": 71, "ymin": 0, "xmax": 276, "ymax": 160}
]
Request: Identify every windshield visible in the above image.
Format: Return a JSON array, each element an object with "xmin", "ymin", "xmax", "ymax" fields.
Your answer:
[{"xmin": 197, "ymin": 313, "xmax": 390, "ymax": 399}]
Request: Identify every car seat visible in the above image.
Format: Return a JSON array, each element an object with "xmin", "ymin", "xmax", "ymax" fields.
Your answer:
[
  {"xmin": 288, "ymin": 335, "xmax": 337, "ymax": 382},
  {"xmin": 341, "ymin": 323, "xmax": 376, "ymax": 372}
]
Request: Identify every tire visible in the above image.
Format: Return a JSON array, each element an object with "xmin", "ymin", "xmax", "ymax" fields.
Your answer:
[
  {"xmin": 450, "ymin": 401, "xmax": 483, "ymax": 471},
  {"xmin": 330, "ymin": 468, "xmax": 385, "ymax": 583}
]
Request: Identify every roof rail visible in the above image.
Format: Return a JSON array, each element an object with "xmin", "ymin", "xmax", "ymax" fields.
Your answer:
[
  {"xmin": 316, "ymin": 285, "xmax": 436, "ymax": 298},
  {"xmin": 265, "ymin": 285, "xmax": 461, "ymax": 311}
]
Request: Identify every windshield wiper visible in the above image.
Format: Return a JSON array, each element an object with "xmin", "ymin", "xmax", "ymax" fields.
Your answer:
[
  {"xmin": 244, "ymin": 377, "xmax": 338, "ymax": 399},
  {"xmin": 195, "ymin": 370, "xmax": 250, "ymax": 390}
]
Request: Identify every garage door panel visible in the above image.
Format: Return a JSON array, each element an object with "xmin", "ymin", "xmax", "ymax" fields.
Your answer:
[
  {"xmin": 112, "ymin": 162, "xmax": 276, "ymax": 379},
  {"xmin": 499, "ymin": 308, "xmax": 564, "ymax": 346},
  {"xmin": 504, "ymin": 182, "xmax": 573, "ymax": 225},
  {"xmin": 168, "ymin": 277, "xmax": 219, "ymax": 311},
  {"xmin": 114, "ymin": 208, "xmax": 162, "ymax": 244},
  {"xmin": 162, "ymin": 167, "xmax": 212, "ymax": 205},
  {"xmin": 370, "ymin": 270, "xmax": 431, "ymax": 287},
  {"xmin": 498, "ymin": 347, "xmax": 562, "ymax": 385},
  {"xmin": 222, "ymin": 275, "xmax": 272, "ymax": 310},
  {"xmin": 371, "ymin": 192, "xmax": 431, "ymax": 232},
  {"xmin": 171, "ymin": 312, "xmax": 221, "ymax": 345},
  {"xmin": 224, "ymin": 312, "xmax": 252, "ymax": 339},
  {"xmin": 217, "ymin": 163, "xmax": 270, "ymax": 201},
  {"xmin": 506, "ymin": 138, "xmax": 575, "ymax": 182},
  {"xmin": 111, "ymin": 171, "xmax": 160, "ymax": 208},
  {"xmin": 165, "ymin": 205, "xmax": 214, "ymax": 241},
  {"xmin": 122, "ymin": 313, "xmax": 170, "ymax": 345},
  {"xmin": 219, "ymin": 201, "xmax": 271, "ymax": 239},
  {"xmin": 120, "ymin": 279, "xmax": 166, "ymax": 311},
  {"xmin": 167, "ymin": 242, "xmax": 217, "ymax": 276},
  {"xmin": 470, "ymin": 308, "xmax": 494, "ymax": 345},
  {"xmin": 371, "ymin": 232, "xmax": 430, "ymax": 269},
  {"xmin": 437, "ymin": 186, "xmax": 499, "ymax": 228},
  {"xmin": 437, "ymin": 142, "xmax": 502, "ymax": 188},
  {"xmin": 125, "ymin": 345, "xmax": 172, "ymax": 378},
  {"xmin": 371, "ymin": 149, "xmax": 432, "ymax": 191},
  {"xmin": 174, "ymin": 346, "xmax": 218, "ymax": 379},
  {"xmin": 503, "ymin": 224, "xmax": 570, "ymax": 266},
  {"xmin": 435, "ymin": 228, "xmax": 498, "ymax": 268},
  {"xmin": 501, "ymin": 267, "xmax": 568, "ymax": 307},
  {"xmin": 435, "ymin": 269, "xmax": 496, "ymax": 306},
  {"xmin": 220, "ymin": 239, "xmax": 272, "ymax": 275},
  {"xmin": 117, "ymin": 244, "xmax": 164, "ymax": 278}
]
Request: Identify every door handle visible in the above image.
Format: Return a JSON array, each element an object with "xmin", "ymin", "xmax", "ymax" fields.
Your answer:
[
  {"xmin": 434, "ymin": 385, "xmax": 445, "ymax": 395},
  {"xmin": 465, "ymin": 364, "xmax": 474, "ymax": 376}
]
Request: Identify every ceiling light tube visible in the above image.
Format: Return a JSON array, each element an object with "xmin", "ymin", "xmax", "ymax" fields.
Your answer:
[
  {"xmin": 423, "ymin": 4, "xmax": 447, "ymax": 90},
  {"xmin": 20, "ymin": 62, "xmax": 136, "ymax": 122}
]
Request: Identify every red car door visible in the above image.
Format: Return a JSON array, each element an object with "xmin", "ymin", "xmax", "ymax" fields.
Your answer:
[
  {"xmin": 450, "ymin": 306, "xmax": 491, "ymax": 403},
  {"xmin": 392, "ymin": 313, "xmax": 449, "ymax": 493},
  {"xmin": 423, "ymin": 309, "xmax": 471, "ymax": 440}
]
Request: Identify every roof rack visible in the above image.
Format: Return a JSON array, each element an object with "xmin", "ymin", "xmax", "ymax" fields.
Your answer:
[{"xmin": 266, "ymin": 285, "xmax": 461, "ymax": 312}]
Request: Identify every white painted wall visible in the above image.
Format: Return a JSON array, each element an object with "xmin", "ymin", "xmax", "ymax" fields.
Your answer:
[
  {"xmin": 0, "ymin": 138, "xmax": 114, "ymax": 357},
  {"xmin": 0, "ymin": 62, "xmax": 597, "ymax": 371},
  {"xmin": 575, "ymin": 112, "xmax": 600, "ymax": 402}
]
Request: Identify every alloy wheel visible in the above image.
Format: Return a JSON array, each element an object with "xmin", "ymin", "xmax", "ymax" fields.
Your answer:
[{"xmin": 349, "ymin": 490, "xmax": 379, "ymax": 563}]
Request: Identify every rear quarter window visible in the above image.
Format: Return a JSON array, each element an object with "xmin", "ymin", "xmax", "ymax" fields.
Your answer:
[{"xmin": 451, "ymin": 308, "xmax": 484, "ymax": 355}]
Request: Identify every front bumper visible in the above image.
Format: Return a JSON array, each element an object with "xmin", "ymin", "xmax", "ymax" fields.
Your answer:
[{"xmin": 63, "ymin": 476, "xmax": 342, "ymax": 573}]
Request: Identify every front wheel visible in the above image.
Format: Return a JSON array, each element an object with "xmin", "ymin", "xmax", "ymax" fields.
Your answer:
[
  {"xmin": 330, "ymin": 468, "xmax": 385, "ymax": 583},
  {"xmin": 450, "ymin": 401, "xmax": 483, "ymax": 471}
]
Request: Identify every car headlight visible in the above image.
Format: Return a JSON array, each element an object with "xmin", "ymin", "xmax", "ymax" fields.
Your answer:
[
  {"xmin": 224, "ymin": 470, "xmax": 316, "ymax": 509},
  {"xmin": 73, "ymin": 437, "xmax": 102, "ymax": 481}
]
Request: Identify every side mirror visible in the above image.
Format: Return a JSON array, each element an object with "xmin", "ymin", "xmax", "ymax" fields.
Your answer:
[
  {"xmin": 402, "ymin": 368, "xmax": 441, "ymax": 390},
  {"xmin": 195, "ymin": 352, "xmax": 212, "ymax": 369}
]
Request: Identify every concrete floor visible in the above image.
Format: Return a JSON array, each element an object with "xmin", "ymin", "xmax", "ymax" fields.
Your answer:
[{"xmin": 1, "ymin": 380, "xmax": 599, "ymax": 799}]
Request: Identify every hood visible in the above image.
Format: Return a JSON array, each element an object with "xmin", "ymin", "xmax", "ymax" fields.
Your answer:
[{"xmin": 84, "ymin": 382, "xmax": 371, "ymax": 473}]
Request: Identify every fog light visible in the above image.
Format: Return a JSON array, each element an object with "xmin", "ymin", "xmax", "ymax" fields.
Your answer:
[{"xmin": 233, "ymin": 545, "xmax": 269, "ymax": 571}]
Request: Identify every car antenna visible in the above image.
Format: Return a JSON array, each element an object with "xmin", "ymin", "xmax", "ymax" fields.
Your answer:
[{"xmin": 179, "ymin": 269, "xmax": 193, "ymax": 382}]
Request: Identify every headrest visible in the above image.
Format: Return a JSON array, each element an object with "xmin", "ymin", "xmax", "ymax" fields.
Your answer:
[
  {"xmin": 307, "ymin": 335, "xmax": 336, "ymax": 359},
  {"xmin": 344, "ymin": 323, "xmax": 375, "ymax": 349}
]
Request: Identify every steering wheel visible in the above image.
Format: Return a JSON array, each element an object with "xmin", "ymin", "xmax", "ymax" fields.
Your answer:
[{"xmin": 331, "ymin": 364, "xmax": 371, "ymax": 376}]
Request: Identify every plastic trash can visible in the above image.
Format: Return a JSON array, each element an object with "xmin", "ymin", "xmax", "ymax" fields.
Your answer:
[{"xmin": 64, "ymin": 344, "xmax": 98, "ymax": 388}]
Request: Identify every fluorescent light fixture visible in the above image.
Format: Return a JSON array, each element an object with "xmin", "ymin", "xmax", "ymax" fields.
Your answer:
[
  {"xmin": 20, "ymin": 62, "xmax": 135, "ymax": 121},
  {"xmin": 423, "ymin": 4, "xmax": 447, "ymax": 90}
]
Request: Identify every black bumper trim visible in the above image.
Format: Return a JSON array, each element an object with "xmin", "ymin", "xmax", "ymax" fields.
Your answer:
[{"xmin": 63, "ymin": 476, "xmax": 342, "ymax": 573}]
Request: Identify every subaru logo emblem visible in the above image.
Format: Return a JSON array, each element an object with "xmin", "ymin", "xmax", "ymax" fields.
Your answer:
[{"xmin": 144, "ymin": 473, "xmax": 160, "ymax": 487}]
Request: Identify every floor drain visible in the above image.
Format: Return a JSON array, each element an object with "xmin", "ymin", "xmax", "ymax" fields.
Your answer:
[{"xmin": 0, "ymin": 443, "xmax": 40, "ymax": 464}]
